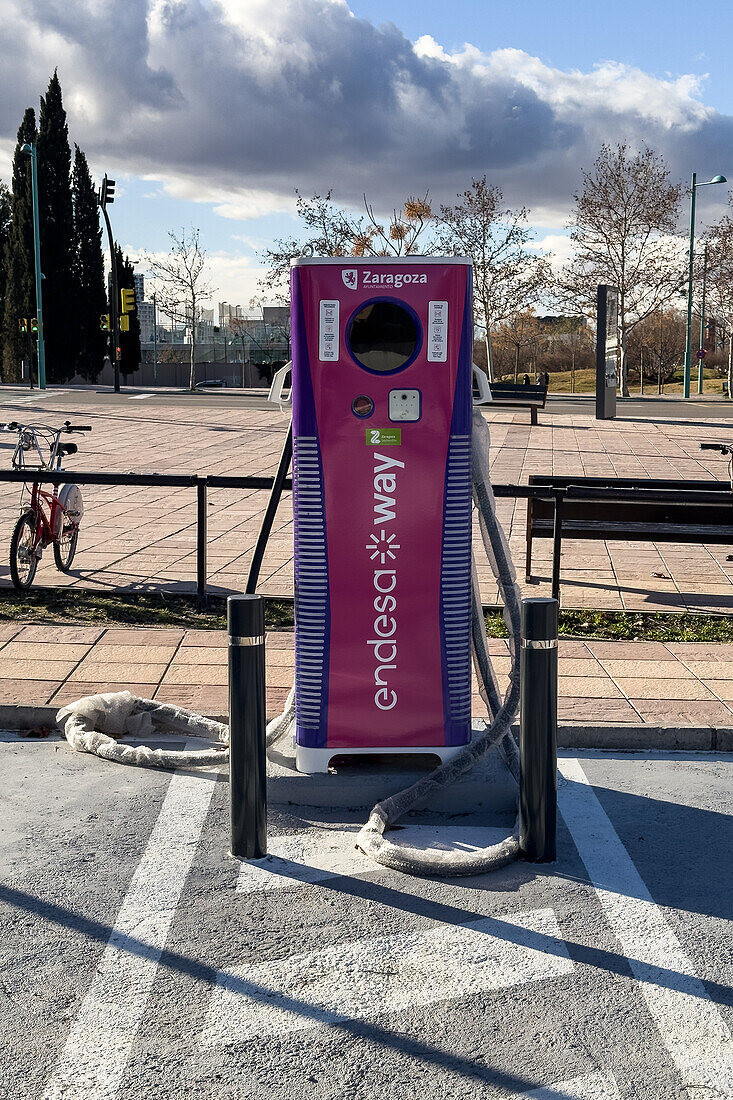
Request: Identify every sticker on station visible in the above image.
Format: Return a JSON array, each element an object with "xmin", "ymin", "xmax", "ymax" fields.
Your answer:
[
  {"xmin": 319, "ymin": 299, "xmax": 339, "ymax": 361},
  {"xmin": 366, "ymin": 428, "xmax": 402, "ymax": 445},
  {"xmin": 427, "ymin": 300, "xmax": 448, "ymax": 362}
]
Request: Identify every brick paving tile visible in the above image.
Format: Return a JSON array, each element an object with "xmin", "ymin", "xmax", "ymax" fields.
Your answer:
[
  {"xmin": 161, "ymin": 665, "xmax": 227, "ymax": 687},
  {"xmin": 629, "ymin": 699, "xmax": 733, "ymax": 725},
  {"xmin": 557, "ymin": 697, "xmax": 642, "ymax": 724},
  {"xmin": 167, "ymin": 646, "xmax": 226, "ymax": 665},
  {"xmin": 585, "ymin": 640, "xmax": 673, "ymax": 661},
  {"xmin": 706, "ymin": 680, "xmax": 733, "ymax": 702},
  {"xmin": 68, "ymin": 662, "xmax": 168, "ymax": 683},
  {"xmin": 614, "ymin": 677, "xmax": 715, "ymax": 700},
  {"xmin": 264, "ymin": 665, "xmax": 295, "ymax": 689},
  {"xmin": 0, "ymin": 679, "xmax": 62, "ymax": 704},
  {"xmin": 0, "ymin": 658, "xmax": 80, "ymax": 680},
  {"xmin": 266, "ymin": 631, "xmax": 295, "ymax": 648},
  {"xmin": 603, "ymin": 659, "xmax": 694, "ymax": 680},
  {"xmin": 0, "ymin": 625, "xmax": 23, "ymax": 643},
  {"xmin": 678, "ymin": 658, "xmax": 733, "ymax": 680},
  {"xmin": 49, "ymin": 683, "xmax": 160, "ymax": 705},
  {"xmin": 558, "ymin": 676, "xmax": 625, "ymax": 698},
  {"xmin": 100, "ymin": 628, "xmax": 186, "ymax": 645},
  {"xmin": 265, "ymin": 648, "xmax": 294, "ymax": 667},
  {"xmin": 181, "ymin": 630, "xmax": 228, "ymax": 647},
  {"xmin": 556, "ymin": 658, "xmax": 607, "ymax": 677},
  {"xmin": 84, "ymin": 644, "xmax": 179, "ymax": 663},
  {"xmin": 557, "ymin": 641, "xmax": 594, "ymax": 658},
  {"xmin": 666, "ymin": 644, "xmax": 733, "ymax": 661},
  {"xmin": 153, "ymin": 684, "xmax": 227, "ymax": 714},
  {"xmin": 0, "ymin": 641, "xmax": 93, "ymax": 662}
]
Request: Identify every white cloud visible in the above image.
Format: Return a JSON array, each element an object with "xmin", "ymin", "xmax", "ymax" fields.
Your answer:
[{"xmin": 0, "ymin": 0, "xmax": 730, "ymax": 228}]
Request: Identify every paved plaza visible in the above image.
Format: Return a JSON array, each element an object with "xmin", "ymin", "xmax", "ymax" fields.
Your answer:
[{"xmin": 0, "ymin": 388, "xmax": 731, "ymax": 612}]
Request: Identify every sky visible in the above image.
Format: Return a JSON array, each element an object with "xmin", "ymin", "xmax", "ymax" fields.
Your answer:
[{"xmin": 1, "ymin": 0, "xmax": 731, "ymax": 310}]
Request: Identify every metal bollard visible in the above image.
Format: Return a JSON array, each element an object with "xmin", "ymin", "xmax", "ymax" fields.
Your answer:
[
  {"xmin": 518, "ymin": 597, "xmax": 558, "ymax": 862},
  {"xmin": 228, "ymin": 594, "xmax": 267, "ymax": 859}
]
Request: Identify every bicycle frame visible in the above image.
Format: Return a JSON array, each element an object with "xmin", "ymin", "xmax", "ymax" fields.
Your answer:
[{"xmin": 23, "ymin": 482, "xmax": 65, "ymax": 550}]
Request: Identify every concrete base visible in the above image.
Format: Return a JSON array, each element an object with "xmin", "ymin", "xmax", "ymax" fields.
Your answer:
[
  {"xmin": 270, "ymin": 723, "xmax": 518, "ymax": 812},
  {"xmin": 295, "ymin": 741, "xmax": 465, "ymax": 775}
]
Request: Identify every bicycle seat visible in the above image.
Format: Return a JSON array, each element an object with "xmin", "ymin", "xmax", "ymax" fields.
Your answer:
[{"xmin": 58, "ymin": 443, "xmax": 78, "ymax": 457}]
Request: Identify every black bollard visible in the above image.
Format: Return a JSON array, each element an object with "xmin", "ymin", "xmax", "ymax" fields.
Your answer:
[
  {"xmin": 228, "ymin": 594, "xmax": 267, "ymax": 859},
  {"xmin": 518, "ymin": 597, "xmax": 558, "ymax": 862}
]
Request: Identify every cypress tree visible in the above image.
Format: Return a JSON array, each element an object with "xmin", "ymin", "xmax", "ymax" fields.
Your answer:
[
  {"xmin": 72, "ymin": 146, "xmax": 107, "ymax": 381},
  {"xmin": 115, "ymin": 246, "xmax": 141, "ymax": 377},
  {"xmin": 2, "ymin": 108, "xmax": 37, "ymax": 382},
  {"xmin": 0, "ymin": 182, "xmax": 12, "ymax": 373},
  {"xmin": 37, "ymin": 71, "xmax": 75, "ymax": 382}
]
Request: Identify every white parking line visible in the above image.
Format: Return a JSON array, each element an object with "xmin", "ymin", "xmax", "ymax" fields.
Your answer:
[
  {"xmin": 558, "ymin": 757, "xmax": 733, "ymax": 1095},
  {"xmin": 42, "ymin": 751, "xmax": 219, "ymax": 1100},
  {"xmin": 2, "ymin": 391, "xmax": 52, "ymax": 404},
  {"xmin": 523, "ymin": 1070, "xmax": 621, "ymax": 1098},
  {"xmin": 203, "ymin": 907, "xmax": 573, "ymax": 1044},
  {"xmin": 129, "ymin": 393, "xmax": 154, "ymax": 400}
]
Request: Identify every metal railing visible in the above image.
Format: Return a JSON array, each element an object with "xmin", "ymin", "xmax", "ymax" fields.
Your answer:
[{"xmin": 0, "ymin": 465, "xmax": 728, "ymax": 607}]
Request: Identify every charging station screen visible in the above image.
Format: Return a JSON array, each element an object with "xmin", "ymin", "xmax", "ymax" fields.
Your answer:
[{"xmin": 348, "ymin": 301, "xmax": 419, "ymax": 373}]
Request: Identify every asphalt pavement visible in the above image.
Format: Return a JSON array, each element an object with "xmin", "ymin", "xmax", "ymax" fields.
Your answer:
[
  {"xmin": 2, "ymin": 385, "xmax": 733, "ymax": 419},
  {"xmin": 1, "ymin": 740, "xmax": 731, "ymax": 1100}
]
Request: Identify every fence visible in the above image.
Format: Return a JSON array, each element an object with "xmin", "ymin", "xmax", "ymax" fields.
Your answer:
[{"xmin": 0, "ymin": 468, "xmax": 728, "ymax": 606}]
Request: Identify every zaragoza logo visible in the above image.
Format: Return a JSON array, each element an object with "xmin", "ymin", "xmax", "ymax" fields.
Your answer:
[{"xmin": 341, "ymin": 269, "xmax": 358, "ymax": 289}]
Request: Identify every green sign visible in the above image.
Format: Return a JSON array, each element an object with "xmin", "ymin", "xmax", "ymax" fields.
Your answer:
[{"xmin": 366, "ymin": 428, "xmax": 402, "ymax": 446}]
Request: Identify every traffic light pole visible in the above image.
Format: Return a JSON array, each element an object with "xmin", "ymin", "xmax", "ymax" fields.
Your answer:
[{"xmin": 99, "ymin": 200, "xmax": 120, "ymax": 393}]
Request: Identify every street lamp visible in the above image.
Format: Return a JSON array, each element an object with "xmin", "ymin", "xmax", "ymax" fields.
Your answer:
[
  {"xmin": 20, "ymin": 143, "xmax": 46, "ymax": 390},
  {"xmin": 683, "ymin": 172, "xmax": 727, "ymax": 398}
]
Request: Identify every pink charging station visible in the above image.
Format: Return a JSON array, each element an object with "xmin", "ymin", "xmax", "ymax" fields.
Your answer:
[{"xmin": 290, "ymin": 257, "xmax": 474, "ymax": 773}]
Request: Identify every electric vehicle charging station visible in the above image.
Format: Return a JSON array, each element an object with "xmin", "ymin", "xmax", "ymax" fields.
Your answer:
[{"xmin": 291, "ymin": 257, "xmax": 474, "ymax": 773}]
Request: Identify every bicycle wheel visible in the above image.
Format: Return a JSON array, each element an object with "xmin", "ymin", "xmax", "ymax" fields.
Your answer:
[
  {"xmin": 10, "ymin": 511, "xmax": 40, "ymax": 590},
  {"xmin": 53, "ymin": 524, "xmax": 79, "ymax": 573}
]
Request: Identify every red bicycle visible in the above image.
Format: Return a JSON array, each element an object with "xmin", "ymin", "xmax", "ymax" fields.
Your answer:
[{"xmin": 2, "ymin": 420, "xmax": 91, "ymax": 590}]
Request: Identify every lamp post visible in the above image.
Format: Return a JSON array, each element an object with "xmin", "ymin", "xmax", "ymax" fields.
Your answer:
[
  {"xmin": 683, "ymin": 173, "xmax": 727, "ymax": 398},
  {"xmin": 697, "ymin": 243, "xmax": 708, "ymax": 395},
  {"xmin": 20, "ymin": 143, "xmax": 46, "ymax": 390}
]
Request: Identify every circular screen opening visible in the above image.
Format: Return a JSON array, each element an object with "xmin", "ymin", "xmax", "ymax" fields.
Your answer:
[{"xmin": 348, "ymin": 300, "xmax": 419, "ymax": 373}]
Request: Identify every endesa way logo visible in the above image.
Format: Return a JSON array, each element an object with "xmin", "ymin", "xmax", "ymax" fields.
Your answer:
[{"xmin": 365, "ymin": 452, "xmax": 404, "ymax": 712}]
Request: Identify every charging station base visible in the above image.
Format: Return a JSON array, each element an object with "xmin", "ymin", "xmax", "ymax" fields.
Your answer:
[{"xmin": 295, "ymin": 742, "xmax": 465, "ymax": 775}]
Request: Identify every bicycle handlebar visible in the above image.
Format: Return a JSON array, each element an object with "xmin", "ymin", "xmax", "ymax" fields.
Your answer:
[
  {"xmin": 63, "ymin": 424, "xmax": 92, "ymax": 432},
  {"xmin": 0, "ymin": 421, "xmax": 91, "ymax": 434}
]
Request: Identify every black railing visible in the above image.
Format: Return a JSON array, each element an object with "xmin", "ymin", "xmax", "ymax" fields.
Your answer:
[{"xmin": 0, "ymin": 467, "xmax": 728, "ymax": 607}]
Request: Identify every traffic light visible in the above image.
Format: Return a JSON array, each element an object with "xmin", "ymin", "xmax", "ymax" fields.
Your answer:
[
  {"xmin": 100, "ymin": 314, "xmax": 110, "ymax": 332},
  {"xmin": 100, "ymin": 175, "xmax": 115, "ymax": 206},
  {"xmin": 18, "ymin": 318, "xmax": 27, "ymax": 334},
  {"xmin": 120, "ymin": 288, "xmax": 135, "ymax": 314},
  {"xmin": 30, "ymin": 318, "xmax": 38, "ymax": 334},
  {"xmin": 119, "ymin": 314, "xmax": 130, "ymax": 333}
]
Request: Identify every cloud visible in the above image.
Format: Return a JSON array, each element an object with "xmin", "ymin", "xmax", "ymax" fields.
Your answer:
[{"xmin": 0, "ymin": 0, "xmax": 731, "ymax": 226}]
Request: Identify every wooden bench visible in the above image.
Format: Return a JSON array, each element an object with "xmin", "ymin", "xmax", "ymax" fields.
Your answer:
[
  {"xmin": 524, "ymin": 475, "xmax": 733, "ymax": 600},
  {"xmin": 486, "ymin": 382, "xmax": 547, "ymax": 425}
]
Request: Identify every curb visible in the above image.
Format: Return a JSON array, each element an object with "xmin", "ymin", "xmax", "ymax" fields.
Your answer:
[{"xmin": 2, "ymin": 704, "xmax": 731, "ymax": 752}]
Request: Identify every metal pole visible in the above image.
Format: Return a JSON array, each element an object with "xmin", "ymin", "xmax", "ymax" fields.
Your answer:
[
  {"xmin": 551, "ymin": 494, "xmax": 564, "ymax": 605},
  {"xmin": 24, "ymin": 145, "xmax": 46, "ymax": 390},
  {"xmin": 698, "ymin": 244, "xmax": 708, "ymax": 395},
  {"xmin": 100, "ymin": 200, "xmax": 120, "ymax": 393},
  {"xmin": 228, "ymin": 594, "xmax": 267, "ymax": 860},
  {"xmin": 519, "ymin": 597, "xmax": 558, "ymax": 863},
  {"xmin": 246, "ymin": 424, "xmax": 293, "ymax": 593},
  {"xmin": 152, "ymin": 293, "xmax": 158, "ymax": 385},
  {"xmin": 683, "ymin": 173, "xmax": 697, "ymax": 399},
  {"xmin": 196, "ymin": 479, "xmax": 208, "ymax": 609}
]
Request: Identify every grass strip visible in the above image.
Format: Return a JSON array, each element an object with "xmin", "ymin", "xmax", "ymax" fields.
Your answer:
[{"xmin": 0, "ymin": 590, "xmax": 730, "ymax": 642}]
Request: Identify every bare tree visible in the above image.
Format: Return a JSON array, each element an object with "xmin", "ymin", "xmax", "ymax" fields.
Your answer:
[
  {"xmin": 704, "ymin": 205, "xmax": 733, "ymax": 399},
  {"xmin": 555, "ymin": 144, "xmax": 683, "ymax": 396},
  {"xmin": 493, "ymin": 311, "xmax": 547, "ymax": 384},
  {"xmin": 259, "ymin": 191, "xmax": 434, "ymax": 299},
  {"xmin": 437, "ymin": 177, "xmax": 550, "ymax": 381},
  {"xmin": 146, "ymin": 229, "xmax": 215, "ymax": 391},
  {"xmin": 626, "ymin": 308, "xmax": 686, "ymax": 393}
]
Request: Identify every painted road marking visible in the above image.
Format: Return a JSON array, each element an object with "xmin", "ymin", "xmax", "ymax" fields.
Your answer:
[
  {"xmin": 558, "ymin": 757, "xmax": 733, "ymax": 1095},
  {"xmin": 237, "ymin": 825, "xmax": 513, "ymax": 893},
  {"xmin": 203, "ymin": 907, "xmax": 573, "ymax": 1044},
  {"xmin": 129, "ymin": 393, "xmax": 154, "ymax": 399},
  {"xmin": 2, "ymin": 391, "xmax": 53, "ymax": 404},
  {"xmin": 42, "ymin": 748, "xmax": 219, "ymax": 1100},
  {"xmin": 523, "ymin": 1070, "xmax": 621, "ymax": 1098}
]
